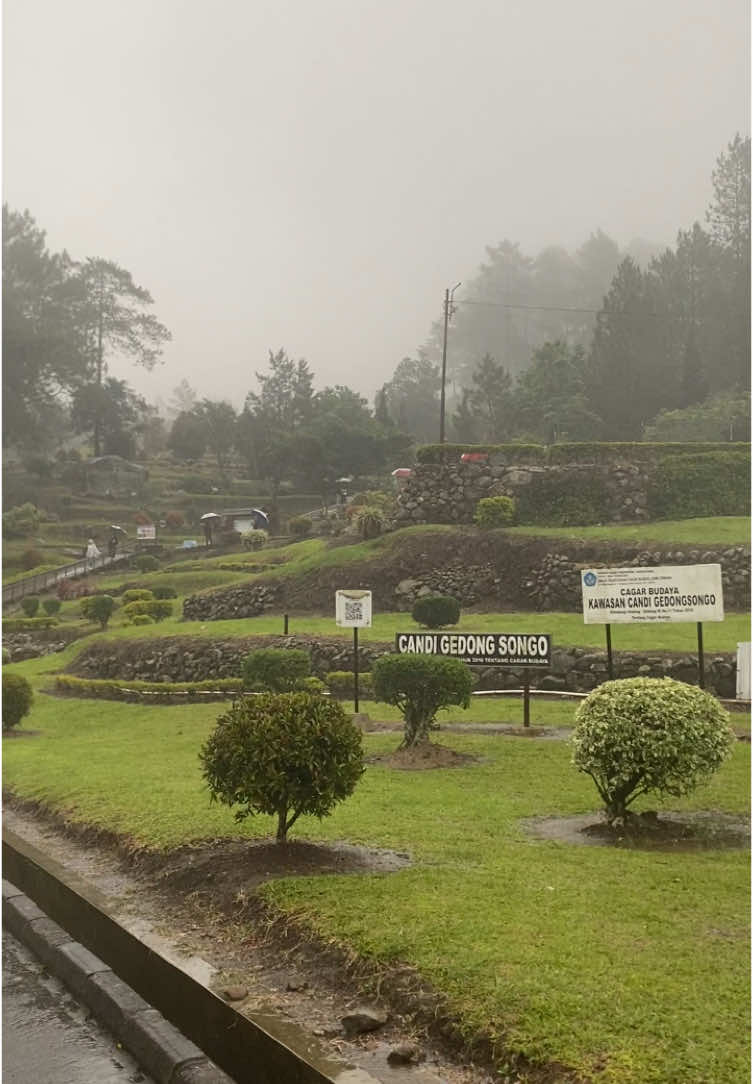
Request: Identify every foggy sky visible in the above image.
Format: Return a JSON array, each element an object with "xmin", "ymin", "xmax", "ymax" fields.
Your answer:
[{"xmin": 3, "ymin": 0, "xmax": 750, "ymax": 409}]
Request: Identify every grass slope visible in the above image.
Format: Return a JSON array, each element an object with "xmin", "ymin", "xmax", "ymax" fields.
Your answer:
[{"xmin": 2, "ymin": 680, "xmax": 749, "ymax": 1084}]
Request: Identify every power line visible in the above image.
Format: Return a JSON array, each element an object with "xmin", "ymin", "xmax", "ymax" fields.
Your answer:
[{"xmin": 455, "ymin": 298, "xmax": 677, "ymax": 320}]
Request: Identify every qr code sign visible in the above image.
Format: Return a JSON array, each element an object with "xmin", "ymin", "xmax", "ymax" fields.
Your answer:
[{"xmin": 344, "ymin": 600, "xmax": 363, "ymax": 622}]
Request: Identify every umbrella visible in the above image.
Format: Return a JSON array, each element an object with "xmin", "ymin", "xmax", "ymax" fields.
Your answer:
[
  {"xmin": 251, "ymin": 508, "xmax": 269, "ymax": 527},
  {"xmin": 110, "ymin": 525, "xmax": 127, "ymax": 534},
  {"xmin": 200, "ymin": 512, "xmax": 222, "ymax": 520}
]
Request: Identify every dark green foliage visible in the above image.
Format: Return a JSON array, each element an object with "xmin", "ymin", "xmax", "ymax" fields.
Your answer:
[
  {"xmin": 42, "ymin": 598, "xmax": 61, "ymax": 616},
  {"xmin": 20, "ymin": 597, "xmax": 40, "ymax": 617},
  {"xmin": 131, "ymin": 613, "xmax": 155, "ymax": 625},
  {"xmin": 242, "ymin": 647, "xmax": 311, "ymax": 692},
  {"xmin": 199, "ymin": 693, "xmax": 364, "ymax": 842},
  {"xmin": 2, "ymin": 503, "xmax": 41, "ymax": 537},
  {"xmin": 372, "ymin": 654, "xmax": 472, "ymax": 747},
  {"xmin": 21, "ymin": 548, "xmax": 44, "ymax": 570},
  {"xmin": 121, "ymin": 588, "xmax": 155, "ymax": 603},
  {"xmin": 356, "ymin": 506, "xmax": 385, "ymax": 539},
  {"xmin": 647, "ymin": 451, "xmax": 751, "ymax": 519},
  {"xmin": 133, "ymin": 555, "xmax": 160, "ymax": 572},
  {"xmin": 152, "ymin": 585, "xmax": 178, "ymax": 599},
  {"xmin": 474, "ymin": 496, "xmax": 516, "ymax": 528},
  {"xmin": 515, "ymin": 471, "xmax": 611, "ymax": 526},
  {"xmin": 80, "ymin": 594, "xmax": 116, "ymax": 628},
  {"xmin": 411, "ymin": 595, "xmax": 461, "ymax": 629},
  {"xmin": 3, "ymin": 672, "xmax": 34, "ymax": 730},
  {"xmin": 547, "ymin": 442, "xmax": 749, "ymax": 464},
  {"xmin": 123, "ymin": 599, "xmax": 173, "ymax": 622},
  {"xmin": 288, "ymin": 516, "xmax": 312, "ymax": 538},
  {"xmin": 325, "ymin": 670, "xmax": 375, "ymax": 699}
]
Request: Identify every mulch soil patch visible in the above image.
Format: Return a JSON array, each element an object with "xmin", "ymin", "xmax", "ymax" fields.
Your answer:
[
  {"xmin": 367, "ymin": 741, "xmax": 478, "ymax": 771},
  {"xmin": 521, "ymin": 810, "xmax": 750, "ymax": 852}
]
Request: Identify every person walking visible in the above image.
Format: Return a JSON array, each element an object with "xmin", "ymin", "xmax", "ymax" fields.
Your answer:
[
  {"xmin": 85, "ymin": 537, "xmax": 101, "ymax": 569},
  {"xmin": 108, "ymin": 533, "xmax": 119, "ymax": 559}
]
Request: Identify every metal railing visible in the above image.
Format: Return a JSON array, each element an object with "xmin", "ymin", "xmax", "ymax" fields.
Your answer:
[{"xmin": 2, "ymin": 550, "xmax": 133, "ymax": 606}]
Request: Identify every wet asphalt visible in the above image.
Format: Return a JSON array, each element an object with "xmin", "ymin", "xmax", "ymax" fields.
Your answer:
[{"xmin": 2, "ymin": 930, "xmax": 153, "ymax": 1084}]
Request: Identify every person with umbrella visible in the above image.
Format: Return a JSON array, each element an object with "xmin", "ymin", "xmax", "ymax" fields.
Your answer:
[
  {"xmin": 201, "ymin": 512, "xmax": 220, "ymax": 546},
  {"xmin": 108, "ymin": 525, "xmax": 126, "ymax": 559}
]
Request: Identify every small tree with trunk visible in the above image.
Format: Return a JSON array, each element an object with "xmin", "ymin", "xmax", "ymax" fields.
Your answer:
[
  {"xmin": 571, "ymin": 677, "xmax": 734, "ymax": 826},
  {"xmin": 200, "ymin": 693, "xmax": 364, "ymax": 843},
  {"xmin": 371, "ymin": 654, "xmax": 472, "ymax": 747}
]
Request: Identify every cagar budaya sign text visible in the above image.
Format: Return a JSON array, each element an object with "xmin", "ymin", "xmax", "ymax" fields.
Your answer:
[{"xmin": 581, "ymin": 564, "xmax": 724, "ymax": 624}]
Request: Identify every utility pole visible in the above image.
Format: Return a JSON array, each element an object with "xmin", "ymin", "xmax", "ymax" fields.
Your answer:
[{"xmin": 439, "ymin": 282, "xmax": 461, "ymax": 443}]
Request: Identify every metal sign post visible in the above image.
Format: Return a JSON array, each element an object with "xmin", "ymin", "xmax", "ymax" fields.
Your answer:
[
  {"xmin": 605, "ymin": 624, "xmax": 614, "ymax": 679},
  {"xmin": 335, "ymin": 590, "xmax": 373, "ymax": 715},
  {"xmin": 697, "ymin": 622, "xmax": 705, "ymax": 689}
]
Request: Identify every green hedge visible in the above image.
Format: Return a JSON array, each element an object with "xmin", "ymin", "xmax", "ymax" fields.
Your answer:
[
  {"xmin": 515, "ymin": 470, "xmax": 612, "ymax": 526},
  {"xmin": 647, "ymin": 451, "xmax": 751, "ymax": 520},
  {"xmin": 416, "ymin": 441, "xmax": 750, "ymax": 466},
  {"xmin": 55, "ymin": 675, "xmax": 243, "ymax": 702},
  {"xmin": 416, "ymin": 443, "xmax": 547, "ymax": 465},
  {"xmin": 3, "ymin": 616, "xmax": 60, "ymax": 631},
  {"xmin": 325, "ymin": 671, "xmax": 374, "ymax": 699}
]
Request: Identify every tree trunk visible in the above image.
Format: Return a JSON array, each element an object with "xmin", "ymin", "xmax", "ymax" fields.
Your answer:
[{"xmin": 276, "ymin": 808, "xmax": 288, "ymax": 843}]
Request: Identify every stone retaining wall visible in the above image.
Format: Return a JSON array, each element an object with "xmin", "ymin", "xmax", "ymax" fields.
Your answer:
[{"xmin": 69, "ymin": 634, "xmax": 739, "ymax": 698}]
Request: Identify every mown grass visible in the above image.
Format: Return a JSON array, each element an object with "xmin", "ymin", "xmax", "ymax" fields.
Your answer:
[
  {"xmin": 506, "ymin": 516, "xmax": 750, "ymax": 545},
  {"xmin": 2, "ymin": 680, "xmax": 749, "ymax": 1084}
]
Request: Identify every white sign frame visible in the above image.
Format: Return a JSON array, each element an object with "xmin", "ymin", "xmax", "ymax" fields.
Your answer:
[
  {"xmin": 335, "ymin": 589, "xmax": 372, "ymax": 628},
  {"xmin": 136, "ymin": 524, "xmax": 156, "ymax": 540},
  {"xmin": 581, "ymin": 564, "xmax": 724, "ymax": 625}
]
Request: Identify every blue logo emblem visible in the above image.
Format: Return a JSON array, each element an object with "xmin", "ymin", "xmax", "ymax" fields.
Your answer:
[{"xmin": 583, "ymin": 572, "xmax": 597, "ymax": 587}]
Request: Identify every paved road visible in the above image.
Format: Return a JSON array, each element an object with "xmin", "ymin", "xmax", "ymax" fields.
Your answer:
[{"xmin": 2, "ymin": 931, "xmax": 153, "ymax": 1083}]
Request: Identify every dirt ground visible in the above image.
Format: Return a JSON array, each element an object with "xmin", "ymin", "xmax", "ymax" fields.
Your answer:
[{"xmin": 521, "ymin": 810, "xmax": 751, "ymax": 851}]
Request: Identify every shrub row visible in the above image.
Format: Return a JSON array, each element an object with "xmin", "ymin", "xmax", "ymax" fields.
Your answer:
[
  {"xmin": 4, "ymin": 616, "xmax": 60, "ymax": 631},
  {"xmin": 416, "ymin": 440, "xmax": 750, "ymax": 466},
  {"xmin": 325, "ymin": 670, "xmax": 375, "ymax": 699},
  {"xmin": 55, "ymin": 675, "xmax": 243, "ymax": 701}
]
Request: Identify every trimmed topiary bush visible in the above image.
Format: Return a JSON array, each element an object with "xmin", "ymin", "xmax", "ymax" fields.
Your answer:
[
  {"xmin": 21, "ymin": 548, "xmax": 44, "ymax": 570},
  {"xmin": 411, "ymin": 594, "xmax": 461, "ymax": 629},
  {"xmin": 200, "ymin": 692, "xmax": 364, "ymax": 842},
  {"xmin": 152, "ymin": 585, "xmax": 178, "ymax": 599},
  {"xmin": 131, "ymin": 613, "xmax": 156, "ymax": 626},
  {"xmin": 123, "ymin": 600, "xmax": 173, "ymax": 623},
  {"xmin": 372, "ymin": 654, "xmax": 472, "ymax": 747},
  {"xmin": 241, "ymin": 529, "xmax": 268, "ymax": 551},
  {"xmin": 133, "ymin": 554, "xmax": 160, "ymax": 573},
  {"xmin": 288, "ymin": 516, "xmax": 312, "ymax": 538},
  {"xmin": 647, "ymin": 451, "xmax": 751, "ymax": 519},
  {"xmin": 42, "ymin": 598, "xmax": 62, "ymax": 616},
  {"xmin": 242, "ymin": 648, "xmax": 311, "ymax": 692},
  {"xmin": 122, "ymin": 589, "xmax": 155, "ymax": 604},
  {"xmin": 20, "ymin": 597, "xmax": 40, "ymax": 618},
  {"xmin": 325, "ymin": 670, "xmax": 375, "ymax": 700},
  {"xmin": 571, "ymin": 677, "xmax": 735, "ymax": 826},
  {"xmin": 80, "ymin": 594, "xmax": 116, "ymax": 629},
  {"xmin": 474, "ymin": 495, "xmax": 516, "ymax": 528},
  {"xmin": 3, "ymin": 672, "xmax": 34, "ymax": 730}
]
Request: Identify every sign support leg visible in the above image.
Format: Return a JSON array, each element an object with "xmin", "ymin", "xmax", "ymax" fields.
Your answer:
[
  {"xmin": 523, "ymin": 679, "xmax": 530, "ymax": 728},
  {"xmin": 283, "ymin": 613, "xmax": 289, "ymax": 635},
  {"xmin": 697, "ymin": 622, "xmax": 705, "ymax": 689},
  {"xmin": 353, "ymin": 627, "xmax": 359, "ymax": 714},
  {"xmin": 605, "ymin": 624, "xmax": 614, "ymax": 680}
]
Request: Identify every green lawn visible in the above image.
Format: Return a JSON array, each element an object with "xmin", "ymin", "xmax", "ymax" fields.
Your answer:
[
  {"xmin": 2, "ymin": 679, "xmax": 749, "ymax": 1084},
  {"xmin": 506, "ymin": 516, "xmax": 750, "ymax": 545}
]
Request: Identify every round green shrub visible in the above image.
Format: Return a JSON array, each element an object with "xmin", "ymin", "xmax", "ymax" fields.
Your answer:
[
  {"xmin": 200, "ymin": 692, "xmax": 364, "ymax": 842},
  {"xmin": 42, "ymin": 598, "xmax": 62, "ymax": 616},
  {"xmin": 372, "ymin": 654, "xmax": 472, "ymax": 747},
  {"xmin": 130, "ymin": 613, "xmax": 156, "ymax": 626},
  {"xmin": 122, "ymin": 600, "xmax": 173, "ymax": 622},
  {"xmin": 152, "ymin": 585, "xmax": 178, "ymax": 600},
  {"xmin": 80, "ymin": 594, "xmax": 115, "ymax": 629},
  {"xmin": 133, "ymin": 555, "xmax": 160, "ymax": 573},
  {"xmin": 474, "ymin": 495, "xmax": 516, "ymax": 528},
  {"xmin": 411, "ymin": 594, "xmax": 461, "ymax": 629},
  {"xmin": 242, "ymin": 648, "xmax": 311, "ymax": 692},
  {"xmin": 571, "ymin": 677, "xmax": 735, "ymax": 825},
  {"xmin": 241, "ymin": 529, "xmax": 268, "ymax": 551},
  {"xmin": 299, "ymin": 676, "xmax": 327, "ymax": 696},
  {"xmin": 288, "ymin": 516, "xmax": 312, "ymax": 538},
  {"xmin": 122, "ymin": 589, "xmax": 155, "ymax": 604},
  {"xmin": 20, "ymin": 596, "xmax": 40, "ymax": 618},
  {"xmin": 3, "ymin": 672, "xmax": 34, "ymax": 730},
  {"xmin": 325, "ymin": 670, "xmax": 374, "ymax": 700},
  {"xmin": 21, "ymin": 548, "xmax": 44, "ymax": 570}
]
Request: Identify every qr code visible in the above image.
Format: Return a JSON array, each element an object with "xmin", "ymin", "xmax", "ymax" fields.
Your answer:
[{"xmin": 344, "ymin": 600, "xmax": 363, "ymax": 622}]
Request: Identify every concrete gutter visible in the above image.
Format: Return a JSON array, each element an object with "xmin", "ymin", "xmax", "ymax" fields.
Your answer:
[{"xmin": 2, "ymin": 829, "xmax": 379, "ymax": 1084}]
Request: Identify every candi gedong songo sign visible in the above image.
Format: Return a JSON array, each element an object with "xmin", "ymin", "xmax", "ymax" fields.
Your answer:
[
  {"xmin": 395, "ymin": 632, "xmax": 551, "ymax": 667},
  {"xmin": 581, "ymin": 564, "xmax": 724, "ymax": 624}
]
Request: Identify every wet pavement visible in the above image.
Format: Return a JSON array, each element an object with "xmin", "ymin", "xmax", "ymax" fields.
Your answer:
[{"xmin": 2, "ymin": 930, "xmax": 153, "ymax": 1084}]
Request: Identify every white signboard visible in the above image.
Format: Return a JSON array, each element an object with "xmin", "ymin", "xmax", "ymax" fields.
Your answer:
[
  {"xmin": 581, "ymin": 564, "xmax": 724, "ymax": 625},
  {"xmin": 736, "ymin": 643, "xmax": 751, "ymax": 700},
  {"xmin": 335, "ymin": 589, "xmax": 372, "ymax": 628},
  {"xmin": 136, "ymin": 524, "xmax": 156, "ymax": 540}
]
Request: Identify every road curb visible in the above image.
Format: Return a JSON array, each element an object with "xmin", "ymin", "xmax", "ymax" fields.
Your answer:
[{"xmin": 3, "ymin": 879, "xmax": 234, "ymax": 1084}]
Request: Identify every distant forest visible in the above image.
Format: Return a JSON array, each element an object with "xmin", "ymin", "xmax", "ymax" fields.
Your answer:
[{"xmin": 3, "ymin": 135, "xmax": 749, "ymax": 505}]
